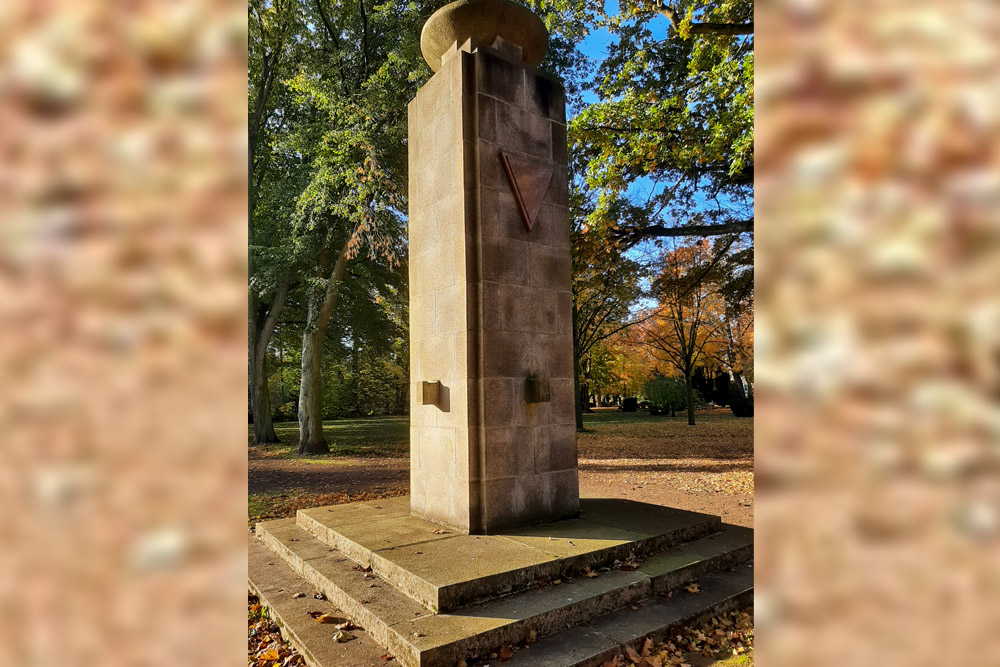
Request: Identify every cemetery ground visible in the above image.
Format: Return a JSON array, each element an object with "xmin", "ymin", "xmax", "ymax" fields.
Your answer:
[
  {"xmin": 249, "ymin": 409, "xmax": 753, "ymax": 666},
  {"xmin": 248, "ymin": 408, "xmax": 753, "ymax": 529}
]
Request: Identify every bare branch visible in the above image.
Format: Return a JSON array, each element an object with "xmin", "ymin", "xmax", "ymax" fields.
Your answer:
[
  {"xmin": 635, "ymin": 219, "xmax": 753, "ymax": 239},
  {"xmin": 655, "ymin": 1, "xmax": 754, "ymax": 36}
]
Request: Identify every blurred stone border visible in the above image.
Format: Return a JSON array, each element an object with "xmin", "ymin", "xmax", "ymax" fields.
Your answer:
[
  {"xmin": 0, "ymin": 1, "xmax": 247, "ymax": 664},
  {"xmin": 755, "ymin": 1, "xmax": 1000, "ymax": 665}
]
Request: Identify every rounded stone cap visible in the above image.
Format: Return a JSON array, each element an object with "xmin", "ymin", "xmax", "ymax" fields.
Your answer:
[{"xmin": 420, "ymin": 0, "xmax": 548, "ymax": 72}]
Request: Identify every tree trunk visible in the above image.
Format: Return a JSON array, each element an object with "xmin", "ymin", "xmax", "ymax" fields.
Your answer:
[
  {"xmin": 729, "ymin": 369, "xmax": 747, "ymax": 401},
  {"xmin": 250, "ymin": 350, "xmax": 279, "ymax": 444},
  {"xmin": 685, "ymin": 370, "xmax": 696, "ymax": 426},
  {"xmin": 295, "ymin": 234, "xmax": 354, "ymax": 455},
  {"xmin": 248, "ymin": 278, "xmax": 289, "ymax": 445},
  {"xmin": 297, "ymin": 326, "xmax": 328, "ymax": 454},
  {"xmin": 572, "ymin": 302, "xmax": 584, "ymax": 431},
  {"xmin": 573, "ymin": 362, "xmax": 584, "ymax": 431}
]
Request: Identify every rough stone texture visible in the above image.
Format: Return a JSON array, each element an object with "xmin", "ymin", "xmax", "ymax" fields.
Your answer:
[
  {"xmin": 248, "ymin": 534, "xmax": 390, "ymax": 667},
  {"xmin": 253, "ymin": 515, "xmax": 753, "ymax": 667},
  {"xmin": 420, "ymin": 0, "xmax": 548, "ymax": 72},
  {"xmin": 296, "ymin": 497, "xmax": 721, "ymax": 613},
  {"xmin": 504, "ymin": 568, "xmax": 755, "ymax": 667},
  {"xmin": 408, "ymin": 39, "xmax": 577, "ymax": 533}
]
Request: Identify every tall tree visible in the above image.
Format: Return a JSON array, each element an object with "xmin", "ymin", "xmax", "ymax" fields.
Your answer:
[
  {"xmin": 286, "ymin": 0, "xmax": 424, "ymax": 453},
  {"xmin": 571, "ymin": 190, "xmax": 647, "ymax": 429},
  {"xmin": 640, "ymin": 240, "xmax": 725, "ymax": 425},
  {"xmin": 249, "ymin": 0, "xmax": 301, "ymax": 443}
]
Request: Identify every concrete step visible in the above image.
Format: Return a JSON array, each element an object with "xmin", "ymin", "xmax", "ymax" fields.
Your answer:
[
  {"xmin": 502, "ymin": 566, "xmax": 754, "ymax": 667},
  {"xmin": 254, "ymin": 517, "xmax": 752, "ymax": 667},
  {"xmin": 296, "ymin": 496, "xmax": 722, "ymax": 612},
  {"xmin": 248, "ymin": 533, "xmax": 391, "ymax": 667}
]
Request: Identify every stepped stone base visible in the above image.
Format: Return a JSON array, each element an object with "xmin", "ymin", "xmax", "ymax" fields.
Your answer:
[{"xmin": 250, "ymin": 496, "xmax": 753, "ymax": 667}]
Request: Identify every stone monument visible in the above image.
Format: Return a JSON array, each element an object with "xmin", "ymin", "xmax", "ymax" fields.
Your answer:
[
  {"xmin": 407, "ymin": 0, "xmax": 578, "ymax": 532},
  {"xmin": 251, "ymin": 5, "xmax": 753, "ymax": 664}
]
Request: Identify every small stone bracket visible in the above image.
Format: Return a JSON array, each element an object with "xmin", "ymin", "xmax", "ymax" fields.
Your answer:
[
  {"xmin": 525, "ymin": 376, "xmax": 551, "ymax": 403},
  {"xmin": 420, "ymin": 381, "xmax": 442, "ymax": 406}
]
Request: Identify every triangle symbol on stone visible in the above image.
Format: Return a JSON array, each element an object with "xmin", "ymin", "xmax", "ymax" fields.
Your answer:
[{"xmin": 500, "ymin": 151, "xmax": 553, "ymax": 232}]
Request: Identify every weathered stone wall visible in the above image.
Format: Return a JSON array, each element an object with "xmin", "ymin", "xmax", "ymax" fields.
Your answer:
[
  {"xmin": 408, "ymin": 50, "xmax": 474, "ymax": 529},
  {"xmin": 408, "ymin": 44, "xmax": 578, "ymax": 532}
]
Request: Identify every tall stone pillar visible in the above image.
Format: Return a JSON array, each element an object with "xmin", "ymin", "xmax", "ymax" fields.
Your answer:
[{"xmin": 407, "ymin": 0, "xmax": 578, "ymax": 533}]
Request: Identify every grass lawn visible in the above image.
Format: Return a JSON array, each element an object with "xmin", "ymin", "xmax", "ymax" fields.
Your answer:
[
  {"xmin": 248, "ymin": 408, "xmax": 753, "ymax": 523},
  {"xmin": 249, "ymin": 415, "xmax": 408, "ymax": 459},
  {"xmin": 249, "ymin": 409, "xmax": 751, "ymax": 461}
]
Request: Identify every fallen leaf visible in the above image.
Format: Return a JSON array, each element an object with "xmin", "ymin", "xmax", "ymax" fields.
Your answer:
[
  {"xmin": 292, "ymin": 593, "xmax": 305, "ymax": 599},
  {"xmin": 332, "ymin": 631, "xmax": 355, "ymax": 643},
  {"xmin": 642, "ymin": 638, "xmax": 653, "ymax": 657},
  {"xmin": 526, "ymin": 629, "xmax": 537, "ymax": 643},
  {"xmin": 583, "ymin": 566, "xmax": 599, "ymax": 578},
  {"xmin": 685, "ymin": 584, "xmax": 700, "ymax": 594},
  {"xmin": 625, "ymin": 645, "xmax": 642, "ymax": 664},
  {"xmin": 553, "ymin": 579, "xmax": 562, "ymax": 585},
  {"xmin": 260, "ymin": 649, "xmax": 280, "ymax": 661},
  {"xmin": 314, "ymin": 593, "xmax": 326, "ymax": 600},
  {"xmin": 379, "ymin": 654, "xmax": 394, "ymax": 662},
  {"xmin": 431, "ymin": 528, "xmax": 448, "ymax": 534},
  {"xmin": 308, "ymin": 612, "xmax": 340, "ymax": 624},
  {"xmin": 334, "ymin": 621, "xmax": 356, "ymax": 631},
  {"xmin": 499, "ymin": 644, "xmax": 514, "ymax": 660}
]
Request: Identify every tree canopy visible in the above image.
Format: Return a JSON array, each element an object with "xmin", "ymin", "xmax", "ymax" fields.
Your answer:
[{"xmin": 247, "ymin": 0, "xmax": 753, "ymax": 437}]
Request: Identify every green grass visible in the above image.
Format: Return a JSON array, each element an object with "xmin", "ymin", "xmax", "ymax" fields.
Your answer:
[
  {"xmin": 249, "ymin": 409, "xmax": 749, "ymax": 462},
  {"xmin": 249, "ymin": 415, "xmax": 408, "ymax": 460},
  {"xmin": 248, "ymin": 496, "xmax": 269, "ymax": 519}
]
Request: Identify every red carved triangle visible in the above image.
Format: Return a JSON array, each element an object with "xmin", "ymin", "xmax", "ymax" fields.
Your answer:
[{"xmin": 500, "ymin": 151, "xmax": 553, "ymax": 232}]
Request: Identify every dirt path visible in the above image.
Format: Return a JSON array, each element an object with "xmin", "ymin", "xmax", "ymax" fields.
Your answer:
[
  {"xmin": 249, "ymin": 457, "xmax": 752, "ymax": 527},
  {"xmin": 249, "ymin": 410, "xmax": 753, "ymax": 526},
  {"xmin": 249, "ymin": 456, "xmax": 409, "ymax": 496}
]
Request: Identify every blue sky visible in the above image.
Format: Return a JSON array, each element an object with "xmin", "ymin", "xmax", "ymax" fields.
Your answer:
[{"xmin": 567, "ymin": 1, "xmax": 687, "ymax": 280}]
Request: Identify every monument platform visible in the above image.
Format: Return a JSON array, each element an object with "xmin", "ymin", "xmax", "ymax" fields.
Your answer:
[{"xmin": 250, "ymin": 496, "xmax": 753, "ymax": 667}]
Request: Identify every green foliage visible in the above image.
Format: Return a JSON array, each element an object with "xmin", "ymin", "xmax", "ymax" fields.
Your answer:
[
  {"xmin": 570, "ymin": 0, "xmax": 753, "ymax": 290},
  {"xmin": 322, "ymin": 364, "xmax": 358, "ymax": 419},
  {"xmin": 355, "ymin": 355, "xmax": 407, "ymax": 416},
  {"xmin": 642, "ymin": 374, "xmax": 688, "ymax": 414}
]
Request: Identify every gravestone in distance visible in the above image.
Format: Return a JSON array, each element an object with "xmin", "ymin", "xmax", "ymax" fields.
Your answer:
[{"xmin": 407, "ymin": 0, "xmax": 578, "ymax": 532}]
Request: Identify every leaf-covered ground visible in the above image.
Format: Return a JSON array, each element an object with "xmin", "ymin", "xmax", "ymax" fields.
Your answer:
[
  {"xmin": 247, "ymin": 590, "xmax": 752, "ymax": 667},
  {"xmin": 577, "ymin": 409, "xmax": 754, "ymax": 526},
  {"xmin": 599, "ymin": 606, "xmax": 754, "ymax": 667},
  {"xmin": 249, "ymin": 410, "xmax": 753, "ymax": 665},
  {"xmin": 248, "ymin": 592, "xmax": 307, "ymax": 667},
  {"xmin": 248, "ymin": 409, "xmax": 753, "ymax": 526}
]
